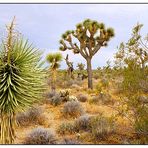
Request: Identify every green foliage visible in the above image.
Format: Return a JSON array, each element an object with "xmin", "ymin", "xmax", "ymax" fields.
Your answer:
[
  {"xmin": 46, "ymin": 52, "xmax": 62, "ymax": 70},
  {"xmin": 77, "ymin": 63, "xmax": 85, "ymax": 71},
  {"xmin": 115, "ymin": 23, "xmax": 148, "ymax": 138},
  {"xmin": 0, "ymin": 19, "xmax": 46, "ymax": 144},
  {"xmin": 0, "ymin": 39, "xmax": 45, "ymax": 114}
]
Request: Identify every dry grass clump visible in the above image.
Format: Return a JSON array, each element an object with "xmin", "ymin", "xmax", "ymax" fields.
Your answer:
[
  {"xmin": 48, "ymin": 94, "xmax": 63, "ymax": 106},
  {"xmin": 57, "ymin": 121, "xmax": 76, "ymax": 135},
  {"xmin": 89, "ymin": 92, "xmax": 114, "ymax": 105},
  {"xmin": 77, "ymin": 94, "xmax": 88, "ymax": 102},
  {"xmin": 47, "ymin": 91, "xmax": 57, "ymax": 98},
  {"xmin": 62, "ymin": 101, "xmax": 84, "ymax": 118},
  {"xmin": 64, "ymin": 79, "xmax": 82, "ymax": 88},
  {"xmin": 24, "ymin": 127, "xmax": 57, "ymax": 144},
  {"xmin": 74, "ymin": 114, "xmax": 91, "ymax": 132},
  {"xmin": 89, "ymin": 114, "xmax": 116, "ymax": 140},
  {"xmin": 16, "ymin": 107, "xmax": 47, "ymax": 126}
]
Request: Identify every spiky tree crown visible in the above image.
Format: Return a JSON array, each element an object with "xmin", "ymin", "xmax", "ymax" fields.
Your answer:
[
  {"xmin": 46, "ymin": 52, "xmax": 63, "ymax": 70},
  {"xmin": 77, "ymin": 63, "xmax": 85, "ymax": 71},
  {"xmin": 59, "ymin": 19, "xmax": 114, "ymax": 59},
  {"xmin": 0, "ymin": 19, "xmax": 46, "ymax": 144},
  {"xmin": 0, "ymin": 38, "xmax": 46, "ymax": 114}
]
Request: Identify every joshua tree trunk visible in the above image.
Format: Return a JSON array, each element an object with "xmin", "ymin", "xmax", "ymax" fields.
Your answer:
[
  {"xmin": 51, "ymin": 70, "xmax": 56, "ymax": 91},
  {"xmin": 86, "ymin": 58, "xmax": 93, "ymax": 89},
  {"xmin": 0, "ymin": 113, "xmax": 16, "ymax": 144}
]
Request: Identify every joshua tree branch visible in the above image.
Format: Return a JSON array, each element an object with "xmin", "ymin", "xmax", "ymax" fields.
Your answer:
[{"xmin": 92, "ymin": 43, "xmax": 102, "ymax": 56}]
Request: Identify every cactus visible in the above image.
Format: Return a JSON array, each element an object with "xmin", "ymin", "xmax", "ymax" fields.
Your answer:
[{"xmin": 59, "ymin": 19, "xmax": 114, "ymax": 89}]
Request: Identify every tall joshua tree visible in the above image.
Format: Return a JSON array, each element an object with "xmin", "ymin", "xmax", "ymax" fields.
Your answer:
[
  {"xmin": 59, "ymin": 19, "xmax": 114, "ymax": 89},
  {"xmin": 0, "ymin": 18, "xmax": 46, "ymax": 144},
  {"xmin": 46, "ymin": 52, "xmax": 62, "ymax": 91}
]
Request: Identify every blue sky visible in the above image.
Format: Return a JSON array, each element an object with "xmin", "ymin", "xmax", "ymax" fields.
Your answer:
[{"xmin": 0, "ymin": 4, "xmax": 148, "ymax": 69}]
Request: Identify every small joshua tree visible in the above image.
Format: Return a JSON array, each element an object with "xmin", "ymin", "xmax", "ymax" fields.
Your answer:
[
  {"xmin": 59, "ymin": 19, "xmax": 114, "ymax": 89},
  {"xmin": 77, "ymin": 63, "xmax": 85, "ymax": 79},
  {"xmin": 77, "ymin": 63, "xmax": 85, "ymax": 71},
  {"xmin": 64, "ymin": 54, "xmax": 74, "ymax": 79},
  {"xmin": 0, "ymin": 18, "xmax": 46, "ymax": 144},
  {"xmin": 46, "ymin": 52, "xmax": 62, "ymax": 91}
]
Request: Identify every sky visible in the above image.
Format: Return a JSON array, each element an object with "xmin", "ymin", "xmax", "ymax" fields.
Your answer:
[{"xmin": 0, "ymin": 4, "xmax": 148, "ymax": 69}]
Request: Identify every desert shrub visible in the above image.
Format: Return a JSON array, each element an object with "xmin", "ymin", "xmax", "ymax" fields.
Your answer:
[
  {"xmin": 65, "ymin": 79, "xmax": 81, "ymax": 88},
  {"xmin": 57, "ymin": 122, "xmax": 76, "ymax": 135},
  {"xmin": 89, "ymin": 92, "xmax": 113, "ymax": 105},
  {"xmin": 48, "ymin": 94, "xmax": 62, "ymax": 106},
  {"xmin": 114, "ymin": 24, "xmax": 148, "ymax": 137},
  {"xmin": 62, "ymin": 101, "xmax": 84, "ymax": 118},
  {"xmin": 93, "ymin": 73, "xmax": 99, "ymax": 80},
  {"xmin": 16, "ymin": 112, "xmax": 29, "ymax": 126},
  {"xmin": 47, "ymin": 91, "xmax": 57, "ymax": 98},
  {"xmin": 96, "ymin": 79, "xmax": 109, "ymax": 93},
  {"xmin": 77, "ymin": 94, "xmax": 88, "ymax": 102},
  {"xmin": 70, "ymin": 84, "xmax": 82, "ymax": 90},
  {"xmin": 89, "ymin": 95, "xmax": 100, "ymax": 104},
  {"xmin": 60, "ymin": 137, "xmax": 81, "ymax": 144},
  {"xmin": 139, "ymin": 79, "xmax": 148, "ymax": 93},
  {"xmin": 24, "ymin": 127, "xmax": 57, "ymax": 144},
  {"xmin": 95, "ymin": 83, "xmax": 102, "ymax": 93},
  {"xmin": 89, "ymin": 114, "xmax": 116, "ymax": 140},
  {"xmin": 16, "ymin": 107, "xmax": 46, "ymax": 126},
  {"xmin": 101, "ymin": 78, "xmax": 109, "ymax": 88},
  {"xmin": 74, "ymin": 114, "xmax": 91, "ymax": 132}
]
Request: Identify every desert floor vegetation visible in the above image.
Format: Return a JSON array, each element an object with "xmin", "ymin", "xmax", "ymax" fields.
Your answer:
[{"xmin": 0, "ymin": 17, "xmax": 147, "ymax": 145}]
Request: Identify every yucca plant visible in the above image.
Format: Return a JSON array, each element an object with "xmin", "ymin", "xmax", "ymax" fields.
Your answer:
[
  {"xmin": 46, "ymin": 52, "xmax": 62, "ymax": 91},
  {"xmin": 0, "ymin": 18, "xmax": 46, "ymax": 144}
]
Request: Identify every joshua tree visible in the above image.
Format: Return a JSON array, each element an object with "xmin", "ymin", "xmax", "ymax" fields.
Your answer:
[
  {"xmin": 64, "ymin": 54, "xmax": 74, "ymax": 79},
  {"xmin": 46, "ymin": 52, "xmax": 62, "ymax": 91},
  {"xmin": 0, "ymin": 18, "xmax": 46, "ymax": 144},
  {"xmin": 77, "ymin": 62, "xmax": 85, "ymax": 71},
  {"xmin": 59, "ymin": 19, "xmax": 114, "ymax": 89}
]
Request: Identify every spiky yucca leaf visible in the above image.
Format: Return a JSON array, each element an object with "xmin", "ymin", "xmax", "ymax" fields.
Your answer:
[{"xmin": 0, "ymin": 39, "xmax": 46, "ymax": 144}]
